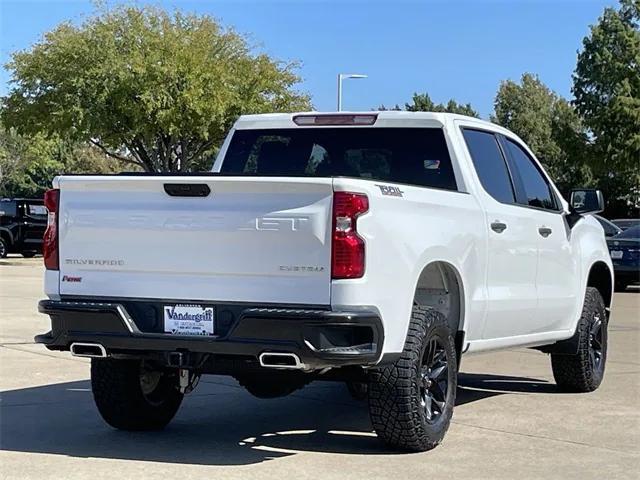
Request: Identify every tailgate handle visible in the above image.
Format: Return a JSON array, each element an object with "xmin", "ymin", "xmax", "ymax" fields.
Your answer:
[{"xmin": 163, "ymin": 183, "xmax": 211, "ymax": 197}]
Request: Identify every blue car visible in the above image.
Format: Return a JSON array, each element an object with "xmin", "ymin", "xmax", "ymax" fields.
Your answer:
[
  {"xmin": 612, "ymin": 218, "xmax": 640, "ymax": 231},
  {"xmin": 607, "ymin": 225, "xmax": 640, "ymax": 291},
  {"xmin": 595, "ymin": 214, "xmax": 623, "ymax": 237}
]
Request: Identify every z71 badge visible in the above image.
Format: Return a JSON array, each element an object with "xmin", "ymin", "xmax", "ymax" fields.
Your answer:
[{"xmin": 375, "ymin": 184, "xmax": 404, "ymax": 197}]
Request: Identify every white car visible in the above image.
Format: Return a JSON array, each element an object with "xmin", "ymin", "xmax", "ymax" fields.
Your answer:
[{"xmin": 36, "ymin": 112, "xmax": 613, "ymax": 451}]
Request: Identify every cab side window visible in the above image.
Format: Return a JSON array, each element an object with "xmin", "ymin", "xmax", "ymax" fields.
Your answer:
[
  {"xmin": 503, "ymin": 139, "xmax": 559, "ymax": 211},
  {"xmin": 462, "ymin": 129, "xmax": 515, "ymax": 204}
]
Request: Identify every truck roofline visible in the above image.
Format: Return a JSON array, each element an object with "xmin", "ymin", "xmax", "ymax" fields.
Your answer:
[{"xmin": 233, "ymin": 111, "xmax": 500, "ymax": 131}]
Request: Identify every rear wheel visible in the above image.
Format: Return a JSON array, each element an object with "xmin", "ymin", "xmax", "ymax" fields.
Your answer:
[
  {"xmin": 368, "ymin": 306, "xmax": 457, "ymax": 451},
  {"xmin": 21, "ymin": 251, "xmax": 36, "ymax": 258},
  {"xmin": 551, "ymin": 287, "xmax": 607, "ymax": 392},
  {"xmin": 0, "ymin": 238, "xmax": 8, "ymax": 258},
  {"xmin": 91, "ymin": 358, "xmax": 183, "ymax": 430}
]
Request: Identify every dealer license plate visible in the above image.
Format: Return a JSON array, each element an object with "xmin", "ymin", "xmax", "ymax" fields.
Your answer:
[
  {"xmin": 610, "ymin": 250, "xmax": 624, "ymax": 260},
  {"xmin": 163, "ymin": 304, "xmax": 215, "ymax": 336}
]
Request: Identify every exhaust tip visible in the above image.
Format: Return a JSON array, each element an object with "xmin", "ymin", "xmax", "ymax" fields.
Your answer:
[
  {"xmin": 259, "ymin": 352, "xmax": 304, "ymax": 370},
  {"xmin": 70, "ymin": 342, "xmax": 107, "ymax": 358}
]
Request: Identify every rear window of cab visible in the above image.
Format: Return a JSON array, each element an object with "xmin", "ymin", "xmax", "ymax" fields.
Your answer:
[{"xmin": 221, "ymin": 128, "xmax": 458, "ymax": 191}]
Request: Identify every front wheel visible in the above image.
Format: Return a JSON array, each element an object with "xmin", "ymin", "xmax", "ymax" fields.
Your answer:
[
  {"xmin": 368, "ymin": 306, "xmax": 457, "ymax": 452},
  {"xmin": 551, "ymin": 287, "xmax": 607, "ymax": 392},
  {"xmin": 91, "ymin": 358, "xmax": 183, "ymax": 430},
  {"xmin": 0, "ymin": 238, "xmax": 8, "ymax": 258}
]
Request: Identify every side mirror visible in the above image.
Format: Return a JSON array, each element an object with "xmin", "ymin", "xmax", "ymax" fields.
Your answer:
[{"xmin": 570, "ymin": 189, "xmax": 605, "ymax": 214}]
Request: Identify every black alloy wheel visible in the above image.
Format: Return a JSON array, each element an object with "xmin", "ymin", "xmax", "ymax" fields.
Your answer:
[
  {"xmin": 420, "ymin": 338, "xmax": 450, "ymax": 423},
  {"xmin": 588, "ymin": 312, "xmax": 604, "ymax": 375}
]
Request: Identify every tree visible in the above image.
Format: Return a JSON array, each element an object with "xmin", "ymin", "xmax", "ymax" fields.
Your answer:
[
  {"xmin": 379, "ymin": 92, "xmax": 479, "ymax": 117},
  {"xmin": 377, "ymin": 104, "xmax": 403, "ymax": 111},
  {"xmin": 0, "ymin": 129, "xmax": 58, "ymax": 198},
  {"xmin": 1, "ymin": 6, "xmax": 311, "ymax": 172},
  {"xmin": 405, "ymin": 93, "xmax": 479, "ymax": 117},
  {"xmin": 0, "ymin": 127, "xmax": 124, "ymax": 198},
  {"xmin": 493, "ymin": 73, "xmax": 592, "ymax": 193},
  {"xmin": 573, "ymin": 0, "xmax": 640, "ymax": 212}
]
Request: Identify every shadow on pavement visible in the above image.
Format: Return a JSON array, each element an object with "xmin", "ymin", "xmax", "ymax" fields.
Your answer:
[
  {"xmin": 0, "ymin": 372, "xmax": 555, "ymax": 465},
  {"xmin": 457, "ymin": 372, "xmax": 557, "ymax": 406}
]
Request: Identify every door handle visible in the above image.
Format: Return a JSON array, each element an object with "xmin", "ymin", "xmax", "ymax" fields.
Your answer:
[
  {"xmin": 163, "ymin": 183, "xmax": 211, "ymax": 197},
  {"xmin": 490, "ymin": 221, "xmax": 507, "ymax": 233},
  {"xmin": 538, "ymin": 227, "xmax": 553, "ymax": 238}
]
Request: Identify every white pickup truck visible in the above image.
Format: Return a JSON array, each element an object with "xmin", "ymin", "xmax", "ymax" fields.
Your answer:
[{"xmin": 37, "ymin": 112, "xmax": 613, "ymax": 451}]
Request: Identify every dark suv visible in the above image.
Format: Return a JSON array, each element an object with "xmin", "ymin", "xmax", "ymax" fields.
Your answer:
[{"xmin": 0, "ymin": 198, "xmax": 47, "ymax": 258}]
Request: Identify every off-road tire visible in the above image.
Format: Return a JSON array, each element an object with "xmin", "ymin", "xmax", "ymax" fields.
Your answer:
[
  {"xmin": 91, "ymin": 358, "xmax": 183, "ymax": 430},
  {"xmin": 368, "ymin": 306, "xmax": 457, "ymax": 452},
  {"xmin": 551, "ymin": 287, "xmax": 607, "ymax": 393},
  {"xmin": 0, "ymin": 238, "xmax": 8, "ymax": 258}
]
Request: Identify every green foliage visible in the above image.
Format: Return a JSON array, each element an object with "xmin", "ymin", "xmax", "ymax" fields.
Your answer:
[
  {"xmin": 573, "ymin": 0, "xmax": 640, "ymax": 210},
  {"xmin": 493, "ymin": 73, "xmax": 592, "ymax": 193},
  {"xmin": 377, "ymin": 103, "xmax": 403, "ymax": 111},
  {"xmin": 405, "ymin": 93, "xmax": 479, "ymax": 117},
  {"xmin": 2, "ymin": 5, "xmax": 311, "ymax": 172},
  {"xmin": 0, "ymin": 129, "xmax": 60, "ymax": 198},
  {"xmin": 379, "ymin": 93, "xmax": 479, "ymax": 117},
  {"xmin": 0, "ymin": 127, "xmax": 124, "ymax": 198}
]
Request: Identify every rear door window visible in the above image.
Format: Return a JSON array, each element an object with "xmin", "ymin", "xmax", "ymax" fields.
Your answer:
[
  {"xmin": 222, "ymin": 128, "xmax": 458, "ymax": 191},
  {"xmin": 461, "ymin": 129, "xmax": 515, "ymax": 204}
]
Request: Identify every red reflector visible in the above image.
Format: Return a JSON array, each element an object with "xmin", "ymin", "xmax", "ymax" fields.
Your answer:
[
  {"xmin": 332, "ymin": 192, "xmax": 369, "ymax": 279},
  {"xmin": 43, "ymin": 189, "xmax": 60, "ymax": 270},
  {"xmin": 293, "ymin": 114, "xmax": 377, "ymax": 126}
]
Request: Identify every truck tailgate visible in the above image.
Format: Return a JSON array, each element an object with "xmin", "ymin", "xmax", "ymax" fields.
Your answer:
[{"xmin": 56, "ymin": 176, "xmax": 333, "ymax": 305}]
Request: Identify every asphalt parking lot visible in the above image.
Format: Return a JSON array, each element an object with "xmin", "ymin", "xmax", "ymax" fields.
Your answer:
[{"xmin": 0, "ymin": 257, "xmax": 638, "ymax": 479}]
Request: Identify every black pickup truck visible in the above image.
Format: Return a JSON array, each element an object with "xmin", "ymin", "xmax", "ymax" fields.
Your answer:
[{"xmin": 0, "ymin": 198, "xmax": 47, "ymax": 258}]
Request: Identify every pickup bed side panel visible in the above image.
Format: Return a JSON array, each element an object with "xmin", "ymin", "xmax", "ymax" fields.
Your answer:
[
  {"xmin": 330, "ymin": 178, "xmax": 487, "ymax": 355},
  {"xmin": 56, "ymin": 176, "xmax": 333, "ymax": 305}
]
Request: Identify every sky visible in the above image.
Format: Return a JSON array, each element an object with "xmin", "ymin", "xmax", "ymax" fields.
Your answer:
[{"xmin": 0, "ymin": 0, "xmax": 619, "ymax": 118}]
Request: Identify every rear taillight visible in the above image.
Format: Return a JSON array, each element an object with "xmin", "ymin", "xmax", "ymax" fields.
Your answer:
[
  {"xmin": 332, "ymin": 192, "xmax": 369, "ymax": 279},
  {"xmin": 43, "ymin": 189, "xmax": 60, "ymax": 270}
]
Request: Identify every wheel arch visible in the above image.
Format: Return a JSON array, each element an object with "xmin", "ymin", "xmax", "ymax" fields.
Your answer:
[
  {"xmin": 586, "ymin": 261, "xmax": 613, "ymax": 310},
  {"xmin": 0, "ymin": 227, "xmax": 13, "ymax": 245},
  {"xmin": 538, "ymin": 261, "xmax": 613, "ymax": 355},
  {"xmin": 412, "ymin": 261, "xmax": 466, "ymax": 364}
]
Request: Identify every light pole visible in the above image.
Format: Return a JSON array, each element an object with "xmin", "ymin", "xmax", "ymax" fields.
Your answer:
[{"xmin": 337, "ymin": 73, "xmax": 368, "ymax": 111}]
